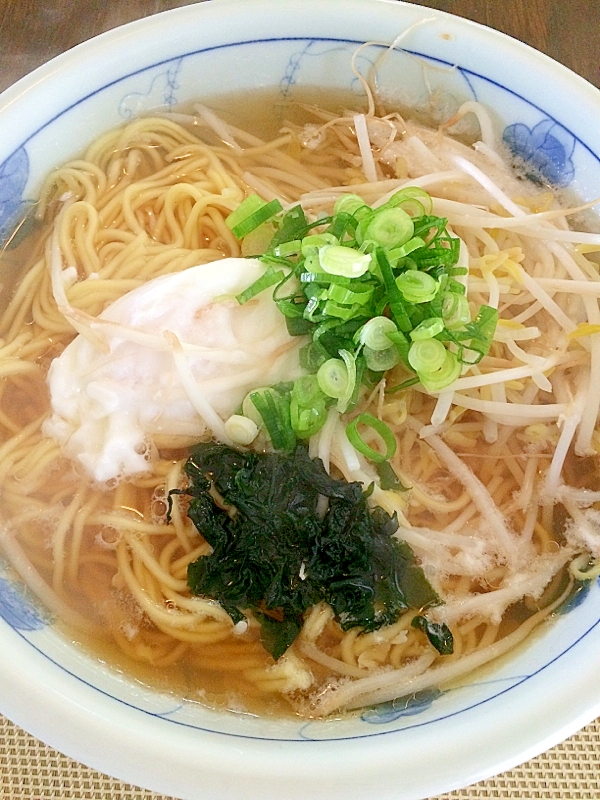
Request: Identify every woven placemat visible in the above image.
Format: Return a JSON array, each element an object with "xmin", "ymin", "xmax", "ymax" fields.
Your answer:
[{"xmin": 1, "ymin": 714, "xmax": 599, "ymax": 799}]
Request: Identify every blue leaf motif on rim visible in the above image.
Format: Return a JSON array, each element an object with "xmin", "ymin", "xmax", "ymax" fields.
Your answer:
[
  {"xmin": 556, "ymin": 579, "xmax": 594, "ymax": 616},
  {"xmin": 502, "ymin": 119, "xmax": 575, "ymax": 187},
  {"xmin": 0, "ymin": 576, "xmax": 46, "ymax": 631},
  {"xmin": 361, "ymin": 688, "xmax": 443, "ymax": 725},
  {"xmin": 118, "ymin": 58, "xmax": 184, "ymax": 119},
  {"xmin": 279, "ymin": 40, "xmax": 371, "ymax": 99},
  {"xmin": 0, "ymin": 147, "xmax": 29, "ymax": 244}
]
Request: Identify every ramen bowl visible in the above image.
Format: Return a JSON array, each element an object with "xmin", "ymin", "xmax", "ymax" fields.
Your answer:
[{"xmin": 1, "ymin": 1, "xmax": 600, "ymax": 798}]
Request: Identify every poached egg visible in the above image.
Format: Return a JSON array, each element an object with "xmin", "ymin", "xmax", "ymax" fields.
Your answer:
[{"xmin": 44, "ymin": 257, "xmax": 304, "ymax": 483}]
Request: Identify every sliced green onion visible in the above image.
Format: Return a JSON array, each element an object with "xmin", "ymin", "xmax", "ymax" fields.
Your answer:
[
  {"xmin": 274, "ymin": 239, "xmax": 302, "ymax": 257},
  {"xmin": 323, "ymin": 301, "xmax": 362, "ymax": 321},
  {"xmin": 242, "ymin": 387, "xmax": 278, "ymax": 427},
  {"xmin": 327, "ymin": 211, "xmax": 358, "ymax": 241},
  {"xmin": 226, "ymin": 195, "xmax": 283, "ymax": 239},
  {"xmin": 385, "ymin": 375, "xmax": 420, "ymax": 394},
  {"xmin": 290, "ymin": 400, "xmax": 328, "ymax": 438},
  {"xmin": 346, "ymin": 413, "xmax": 397, "ymax": 463},
  {"xmin": 364, "ymin": 345, "xmax": 399, "ymax": 371},
  {"xmin": 290, "ymin": 375, "xmax": 329, "ymax": 438},
  {"xmin": 225, "ymin": 194, "xmax": 264, "ymax": 231},
  {"xmin": 470, "ymin": 305, "xmax": 498, "ymax": 347},
  {"xmin": 386, "ymin": 236, "xmax": 427, "ymax": 263},
  {"xmin": 301, "ymin": 233, "xmax": 338, "ymax": 256},
  {"xmin": 224, "ymin": 414, "xmax": 259, "ymax": 446},
  {"xmin": 408, "ymin": 338, "xmax": 447, "ymax": 373},
  {"xmin": 319, "ymin": 245, "xmax": 371, "ymax": 278},
  {"xmin": 442, "ymin": 292, "xmax": 471, "ymax": 330},
  {"xmin": 363, "ymin": 207, "xmax": 414, "ymax": 250},
  {"xmin": 300, "ymin": 271, "xmax": 354, "ymax": 287},
  {"xmin": 244, "ymin": 191, "xmax": 476, "ymax": 408},
  {"xmin": 317, "ymin": 358, "xmax": 349, "ymax": 399},
  {"xmin": 334, "ymin": 193, "xmax": 368, "ymax": 216},
  {"xmin": 410, "ymin": 317, "xmax": 444, "ymax": 341},
  {"xmin": 303, "ymin": 293, "xmax": 321, "ymax": 321},
  {"xmin": 418, "ymin": 350, "xmax": 461, "ymax": 392},
  {"xmin": 326, "ymin": 283, "xmax": 374, "ymax": 307},
  {"xmin": 285, "ymin": 316, "xmax": 314, "ymax": 336},
  {"xmin": 346, "ymin": 354, "xmax": 366, "ymax": 412},
  {"xmin": 337, "ymin": 349, "xmax": 357, "ymax": 413},
  {"xmin": 236, "ymin": 268, "xmax": 284, "ymax": 304},
  {"xmin": 268, "ymin": 205, "xmax": 309, "ymax": 249},
  {"xmin": 248, "ymin": 388, "xmax": 295, "ymax": 452},
  {"xmin": 384, "ymin": 187, "xmax": 433, "ymax": 216},
  {"xmin": 452, "ymin": 305, "xmax": 498, "ymax": 363},
  {"xmin": 299, "ymin": 341, "xmax": 328, "ymax": 372},
  {"xmin": 375, "ymin": 248, "xmax": 412, "ymax": 332},
  {"xmin": 240, "ymin": 221, "xmax": 276, "ymax": 256},
  {"xmin": 291, "ymin": 375, "xmax": 321, "ymax": 405},
  {"xmin": 396, "ymin": 270, "xmax": 439, "ymax": 303},
  {"xmin": 385, "ymin": 329, "xmax": 412, "ymax": 369},
  {"xmin": 358, "ymin": 316, "xmax": 398, "ymax": 350},
  {"xmin": 396, "ymin": 198, "xmax": 426, "ymax": 217}
]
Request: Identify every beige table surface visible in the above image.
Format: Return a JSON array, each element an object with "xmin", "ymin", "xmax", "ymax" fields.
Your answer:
[{"xmin": 1, "ymin": 1, "xmax": 600, "ymax": 797}]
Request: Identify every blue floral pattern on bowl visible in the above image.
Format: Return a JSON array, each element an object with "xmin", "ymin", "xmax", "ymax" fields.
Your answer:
[
  {"xmin": 0, "ymin": 576, "xmax": 46, "ymax": 631},
  {"xmin": 361, "ymin": 688, "xmax": 443, "ymax": 724},
  {"xmin": 118, "ymin": 57, "xmax": 184, "ymax": 119},
  {"xmin": 502, "ymin": 119, "xmax": 576, "ymax": 187},
  {"xmin": 0, "ymin": 147, "xmax": 29, "ymax": 244}
]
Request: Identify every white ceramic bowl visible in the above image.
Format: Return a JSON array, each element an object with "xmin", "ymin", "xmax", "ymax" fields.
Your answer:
[{"xmin": 1, "ymin": 1, "xmax": 600, "ymax": 798}]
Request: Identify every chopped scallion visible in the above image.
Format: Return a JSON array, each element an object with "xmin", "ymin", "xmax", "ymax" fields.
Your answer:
[
  {"xmin": 226, "ymin": 195, "xmax": 283, "ymax": 239},
  {"xmin": 317, "ymin": 358, "xmax": 349, "ymax": 400},
  {"xmin": 334, "ymin": 193, "xmax": 368, "ymax": 216},
  {"xmin": 224, "ymin": 414, "xmax": 259, "ymax": 446},
  {"xmin": 290, "ymin": 376, "xmax": 329, "ymax": 438},
  {"xmin": 236, "ymin": 268, "xmax": 285, "ymax": 304},
  {"xmin": 248, "ymin": 388, "xmax": 295, "ymax": 452},
  {"xmin": 410, "ymin": 317, "xmax": 444, "ymax": 341},
  {"xmin": 417, "ymin": 349, "xmax": 461, "ymax": 392},
  {"xmin": 383, "ymin": 187, "xmax": 433, "ymax": 216},
  {"xmin": 408, "ymin": 338, "xmax": 447, "ymax": 373},
  {"xmin": 396, "ymin": 270, "xmax": 439, "ymax": 303},
  {"xmin": 319, "ymin": 245, "xmax": 372, "ymax": 278},
  {"xmin": 363, "ymin": 207, "xmax": 414, "ymax": 250},
  {"xmin": 358, "ymin": 316, "xmax": 398, "ymax": 350},
  {"xmin": 345, "ymin": 413, "xmax": 397, "ymax": 463},
  {"xmin": 274, "ymin": 239, "xmax": 302, "ymax": 258},
  {"xmin": 376, "ymin": 460, "xmax": 409, "ymax": 491},
  {"xmin": 301, "ymin": 233, "xmax": 338, "ymax": 256},
  {"xmin": 364, "ymin": 344, "xmax": 399, "ymax": 371},
  {"xmin": 442, "ymin": 293, "xmax": 471, "ymax": 330},
  {"xmin": 222, "ymin": 186, "xmax": 500, "ymax": 464},
  {"xmin": 337, "ymin": 349, "xmax": 357, "ymax": 413}
]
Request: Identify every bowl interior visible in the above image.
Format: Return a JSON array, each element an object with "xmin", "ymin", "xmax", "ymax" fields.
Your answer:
[{"xmin": 1, "ymin": 2, "xmax": 600, "ymax": 798}]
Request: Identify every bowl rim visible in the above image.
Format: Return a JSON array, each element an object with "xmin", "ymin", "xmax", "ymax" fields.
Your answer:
[{"xmin": 2, "ymin": 2, "xmax": 600, "ymax": 799}]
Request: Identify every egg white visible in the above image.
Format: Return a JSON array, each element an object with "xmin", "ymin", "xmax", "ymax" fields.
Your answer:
[{"xmin": 44, "ymin": 257, "xmax": 304, "ymax": 482}]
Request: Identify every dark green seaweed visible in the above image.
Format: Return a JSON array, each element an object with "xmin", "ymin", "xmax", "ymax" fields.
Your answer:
[{"xmin": 181, "ymin": 443, "xmax": 447, "ymax": 659}]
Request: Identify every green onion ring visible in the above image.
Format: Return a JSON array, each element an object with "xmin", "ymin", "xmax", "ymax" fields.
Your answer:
[{"xmin": 346, "ymin": 413, "xmax": 397, "ymax": 463}]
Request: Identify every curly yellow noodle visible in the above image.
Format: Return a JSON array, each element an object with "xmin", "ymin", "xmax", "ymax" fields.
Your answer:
[
  {"xmin": 52, "ymin": 488, "xmax": 87, "ymax": 592},
  {"xmin": 68, "ymin": 495, "xmax": 105, "ymax": 584},
  {"xmin": 123, "ymin": 531, "xmax": 188, "ymax": 593}
]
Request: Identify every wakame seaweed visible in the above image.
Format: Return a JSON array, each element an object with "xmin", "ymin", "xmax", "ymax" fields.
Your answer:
[
  {"xmin": 180, "ymin": 443, "xmax": 447, "ymax": 660},
  {"xmin": 411, "ymin": 614, "xmax": 454, "ymax": 655}
]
